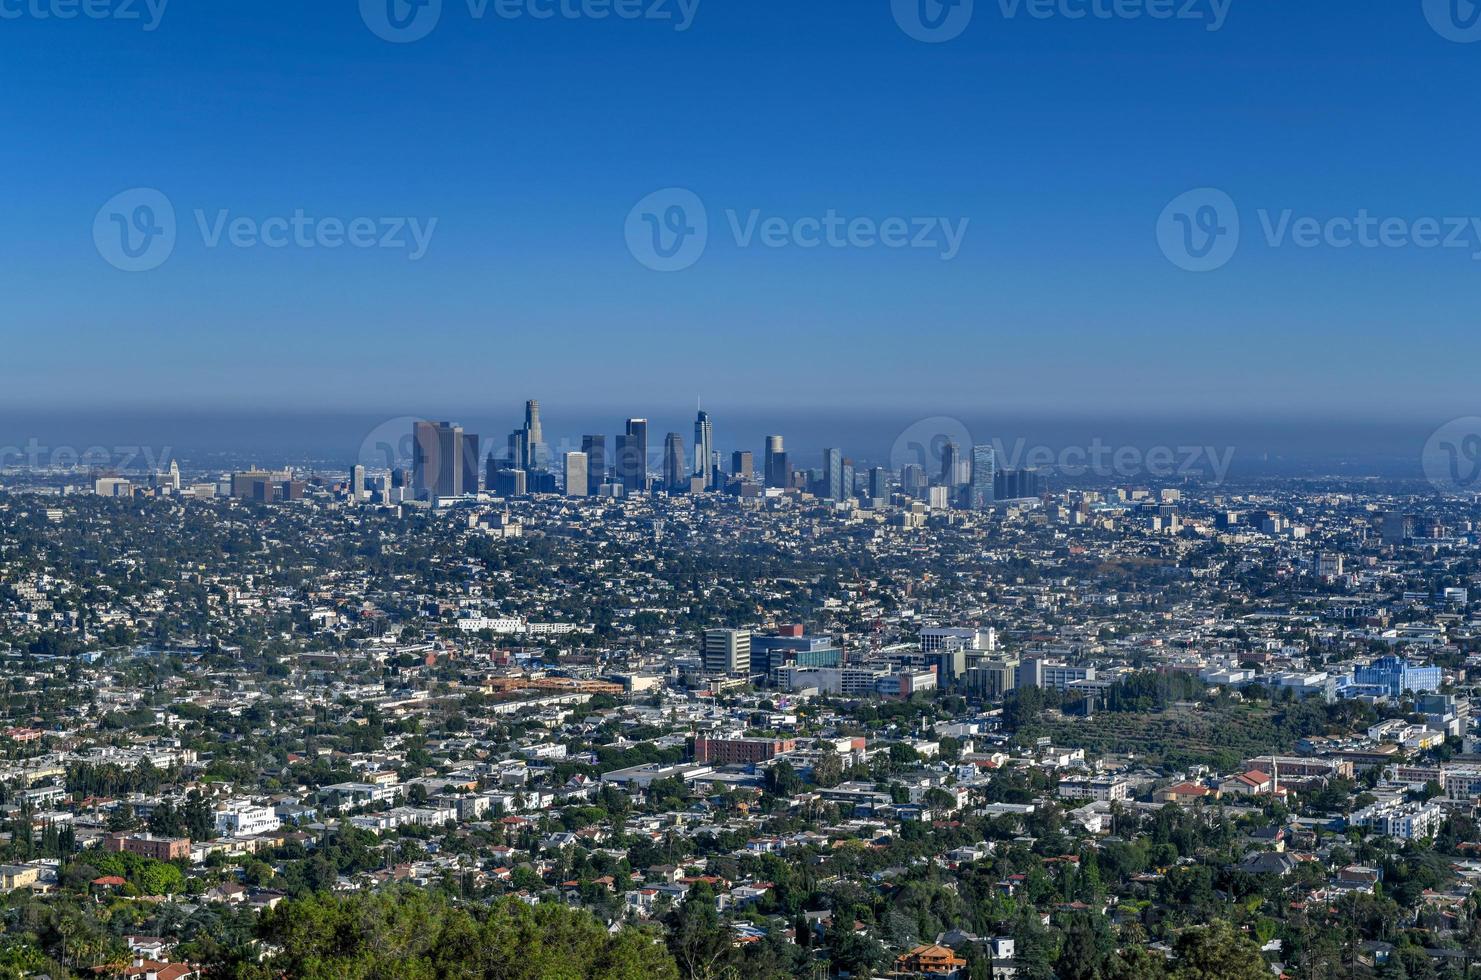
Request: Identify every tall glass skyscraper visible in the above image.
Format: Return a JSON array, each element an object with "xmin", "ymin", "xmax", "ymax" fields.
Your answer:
[
  {"xmin": 824, "ymin": 448, "xmax": 844, "ymax": 501},
  {"xmin": 970, "ymin": 444, "xmax": 996, "ymax": 510},
  {"xmin": 618, "ymin": 418, "xmax": 648, "ymax": 491},
  {"xmin": 663, "ymin": 432, "xmax": 686, "ymax": 490},
  {"xmin": 523, "ymin": 400, "xmax": 543, "ymax": 472},
  {"xmin": 693, "ymin": 410, "xmax": 713, "ymax": 489}
]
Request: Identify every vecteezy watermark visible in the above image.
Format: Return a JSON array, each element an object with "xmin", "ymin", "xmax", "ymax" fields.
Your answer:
[
  {"xmin": 1423, "ymin": 417, "xmax": 1481, "ymax": 494},
  {"xmin": 625, "ymin": 188, "xmax": 709, "ymax": 272},
  {"xmin": 0, "ymin": 0, "xmax": 168, "ymax": 30},
  {"xmin": 890, "ymin": 416, "xmax": 976, "ymax": 477},
  {"xmin": 993, "ymin": 437, "xmax": 1235, "ymax": 483},
  {"xmin": 892, "ymin": 0, "xmax": 1230, "ymax": 43},
  {"xmin": 1423, "ymin": 0, "xmax": 1481, "ymax": 42},
  {"xmin": 0, "ymin": 440, "xmax": 173, "ymax": 474},
  {"xmin": 624, "ymin": 188, "xmax": 970, "ymax": 271},
  {"xmin": 1156, "ymin": 188, "xmax": 1239, "ymax": 272},
  {"xmin": 94, "ymin": 188, "xmax": 438, "ymax": 271},
  {"xmin": 1158, "ymin": 187, "xmax": 1481, "ymax": 272},
  {"xmin": 360, "ymin": 0, "xmax": 698, "ymax": 43},
  {"xmin": 888, "ymin": 418, "xmax": 1237, "ymax": 484}
]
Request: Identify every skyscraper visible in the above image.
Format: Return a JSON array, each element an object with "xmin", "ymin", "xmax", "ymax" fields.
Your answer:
[
  {"xmin": 461, "ymin": 433, "xmax": 480, "ymax": 496},
  {"xmin": 901, "ymin": 464, "xmax": 926, "ymax": 497},
  {"xmin": 693, "ymin": 410, "xmax": 713, "ymax": 490},
  {"xmin": 940, "ymin": 440, "xmax": 962, "ymax": 488},
  {"xmin": 663, "ymin": 432, "xmax": 686, "ymax": 491},
  {"xmin": 412, "ymin": 421, "xmax": 472, "ymax": 500},
  {"xmin": 617, "ymin": 418, "xmax": 648, "ymax": 491},
  {"xmin": 823, "ymin": 448, "xmax": 844, "ymax": 501},
  {"xmin": 764, "ymin": 435, "xmax": 786, "ymax": 488},
  {"xmin": 523, "ymin": 400, "xmax": 543, "ymax": 471},
  {"xmin": 869, "ymin": 466, "xmax": 889, "ymax": 502},
  {"xmin": 351, "ymin": 464, "xmax": 366, "ymax": 500},
  {"xmin": 970, "ymin": 444, "xmax": 996, "ymax": 510},
  {"xmin": 581, "ymin": 435, "xmax": 606, "ymax": 495},
  {"xmin": 732, "ymin": 451, "xmax": 753, "ymax": 479},
  {"xmin": 564, "ymin": 452, "xmax": 588, "ymax": 498}
]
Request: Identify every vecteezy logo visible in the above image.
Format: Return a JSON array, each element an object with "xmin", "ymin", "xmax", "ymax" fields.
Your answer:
[
  {"xmin": 890, "ymin": 416, "xmax": 975, "ymax": 478},
  {"xmin": 892, "ymin": 0, "xmax": 973, "ymax": 42},
  {"xmin": 361, "ymin": 0, "xmax": 442, "ymax": 43},
  {"xmin": 93, "ymin": 188, "xmax": 176, "ymax": 272},
  {"xmin": 358, "ymin": 416, "xmax": 431, "ymax": 478},
  {"xmin": 1423, "ymin": 417, "xmax": 1481, "ymax": 493},
  {"xmin": 1156, "ymin": 188, "xmax": 1239, "ymax": 272},
  {"xmin": 625, "ymin": 188, "xmax": 708, "ymax": 272},
  {"xmin": 1424, "ymin": 0, "xmax": 1481, "ymax": 42}
]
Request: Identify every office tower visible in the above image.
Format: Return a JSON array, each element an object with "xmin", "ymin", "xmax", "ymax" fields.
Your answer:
[
  {"xmin": 823, "ymin": 448, "xmax": 844, "ymax": 501},
  {"xmin": 461, "ymin": 433, "xmax": 480, "ymax": 495},
  {"xmin": 940, "ymin": 440, "xmax": 963, "ymax": 487},
  {"xmin": 617, "ymin": 418, "xmax": 648, "ymax": 491},
  {"xmin": 564, "ymin": 452, "xmax": 588, "ymax": 498},
  {"xmin": 581, "ymin": 435, "xmax": 606, "ymax": 495},
  {"xmin": 522, "ymin": 400, "xmax": 544, "ymax": 471},
  {"xmin": 869, "ymin": 466, "xmax": 889, "ymax": 502},
  {"xmin": 1381, "ymin": 511, "xmax": 1410, "ymax": 545},
  {"xmin": 901, "ymin": 463, "xmax": 926, "ymax": 497},
  {"xmin": 413, "ymin": 421, "xmax": 468, "ymax": 500},
  {"xmin": 994, "ymin": 468, "xmax": 1043, "ymax": 501},
  {"xmin": 663, "ymin": 432, "xmax": 686, "ymax": 490},
  {"xmin": 702, "ymin": 628, "xmax": 751, "ymax": 676},
  {"xmin": 732, "ymin": 450, "xmax": 753, "ymax": 479},
  {"xmin": 351, "ymin": 464, "xmax": 366, "ymax": 500},
  {"xmin": 764, "ymin": 435, "xmax": 786, "ymax": 488},
  {"xmin": 507, "ymin": 430, "xmax": 527, "ymax": 473},
  {"xmin": 970, "ymin": 444, "xmax": 996, "ymax": 510},
  {"xmin": 493, "ymin": 467, "xmax": 527, "ymax": 497},
  {"xmin": 842, "ymin": 459, "xmax": 854, "ymax": 501},
  {"xmin": 485, "ymin": 453, "xmax": 500, "ymax": 495},
  {"xmin": 693, "ymin": 410, "xmax": 713, "ymax": 490}
]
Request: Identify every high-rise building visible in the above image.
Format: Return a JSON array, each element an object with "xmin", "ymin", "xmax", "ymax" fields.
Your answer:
[
  {"xmin": 413, "ymin": 421, "xmax": 472, "ymax": 500},
  {"xmin": 869, "ymin": 466, "xmax": 889, "ymax": 502},
  {"xmin": 764, "ymin": 435, "xmax": 786, "ymax": 488},
  {"xmin": 581, "ymin": 435, "xmax": 606, "ymax": 495},
  {"xmin": 901, "ymin": 464, "xmax": 926, "ymax": 497},
  {"xmin": 940, "ymin": 441, "xmax": 964, "ymax": 488},
  {"xmin": 523, "ymin": 400, "xmax": 543, "ymax": 471},
  {"xmin": 970, "ymin": 444, "xmax": 996, "ymax": 510},
  {"xmin": 461, "ymin": 433, "xmax": 480, "ymax": 495},
  {"xmin": 693, "ymin": 410, "xmax": 713, "ymax": 490},
  {"xmin": 507, "ymin": 430, "xmax": 527, "ymax": 473},
  {"xmin": 351, "ymin": 464, "xmax": 366, "ymax": 500},
  {"xmin": 702, "ymin": 629, "xmax": 751, "ymax": 676},
  {"xmin": 663, "ymin": 432, "xmax": 686, "ymax": 490},
  {"xmin": 564, "ymin": 452, "xmax": 588, "ymax": 498},
  {"xmin": 823, "ymin": 448, "xmax": 844, "ymax": 501},
  {"xmin": 732, "ymin": 451, "xmax": 753, "ymax": 479},
  {"xmin": 617, "ymin": 419, "xmax": 648, "ymax": 491}
]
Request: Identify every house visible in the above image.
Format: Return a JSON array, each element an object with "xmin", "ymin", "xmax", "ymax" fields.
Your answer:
[
  {"xmin": 895, "ymin": 943, "xmax": 968, "ymax": 978},
  {"xmin": 1235, "ymin": 851, "xmax": 1299, "ymax": 876},
  {"xmin": 1156, "ymin": 781, "xmax": 1213, "ymax": 804},
  {"xmin": 0, "ymin": 865, "xmax": 38, "ymax": 890},
  {"xmin": 1219, "ymin": 770, "xmax": 1279, "ymax": 797}
]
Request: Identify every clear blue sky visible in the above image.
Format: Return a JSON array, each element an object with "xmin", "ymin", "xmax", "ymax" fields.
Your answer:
[{"xmin": 3, "ymin": 0, "xmax": 1478, "ymax": 426}]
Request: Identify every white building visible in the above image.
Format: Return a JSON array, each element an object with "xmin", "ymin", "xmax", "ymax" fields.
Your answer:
[{"xmin": 214, "ymin": 801, "xmax": 281, "ymax": 837}]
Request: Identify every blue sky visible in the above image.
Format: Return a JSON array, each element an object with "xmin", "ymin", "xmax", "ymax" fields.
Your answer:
[{"xmin": 2, "ymin": 0, "xmax": 1478, "ymax": 427}]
